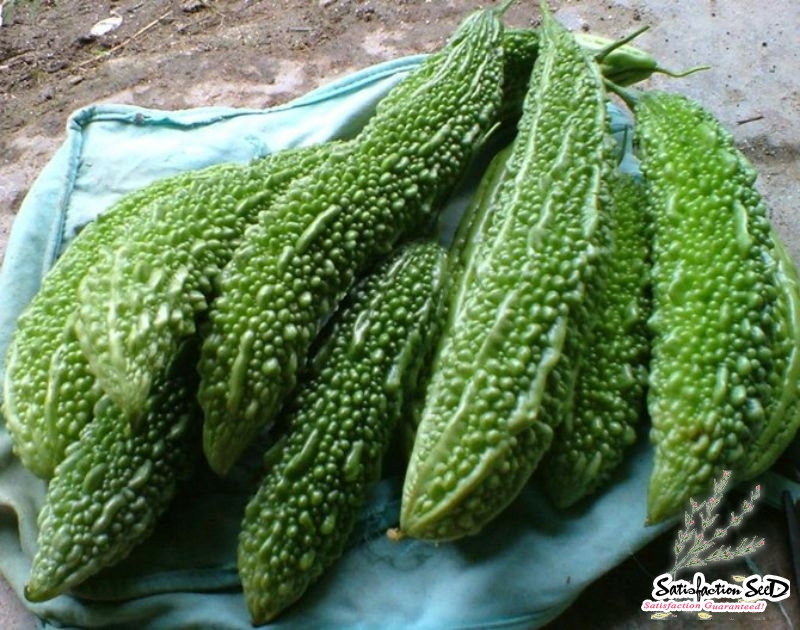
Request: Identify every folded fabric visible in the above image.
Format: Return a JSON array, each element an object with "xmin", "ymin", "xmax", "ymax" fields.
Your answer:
[{"xmin": 1, "ymin": 55, "xmax": 682, "ymax": 630}]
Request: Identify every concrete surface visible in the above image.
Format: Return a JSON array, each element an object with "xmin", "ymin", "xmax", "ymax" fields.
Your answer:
[
  {"xmin": 0, "ymin": 571, "xmax": 34, "ymax": 629},
  {"xmin": 1, "ymin": 0, "xmax": 799, "ymax": 628}
]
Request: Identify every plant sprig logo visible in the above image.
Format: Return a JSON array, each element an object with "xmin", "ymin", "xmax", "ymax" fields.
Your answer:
[
  {"xmin": 641, "ymin": 470, "xmax": 790, "ymax": 620},
  {"xmin": 670, "ymin": 470, "xmax": 763, "ymax": 577}
]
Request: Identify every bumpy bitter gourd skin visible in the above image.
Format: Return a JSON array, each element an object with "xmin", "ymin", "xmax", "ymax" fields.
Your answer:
[
  {"xmin": 539, "ymin": 172, "xmax": 651, "ymax": 509},
  {"xmin": 198, "ymin": 8, "xmax": 507, "ymax": 476},
  {"xmin": 497, "ymin": 29, "xmax": 540, "ymax": 126},
  {"xmin": 448, "ymin": 144, "xmax": 513, "ymax": 312},
  {"xmin": 738, "ymin": 233, "xmax": 800, "ymax": 477},
  {"xmin": 1, "ymin": 163, "xmax": 238, "ymax": 478},
  {"xmin": 73, "ymin": 143, "xmax": 338, "ymax": 416},
  {"xmin": 399, "ymin": 7, "xmax": 612, "ymax": 542},
  {"xmin": 24, "ymin": 340, "xmax": 201, "ymax": 602},
  {"xmin": 636, "ymin": 90, "xmax": 800, "ymax": 524},
  {"xmin": 237, "ymin": 242, "xmax": 448, "ymax": 624}
]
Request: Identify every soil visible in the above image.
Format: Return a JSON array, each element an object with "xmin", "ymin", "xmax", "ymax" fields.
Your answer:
[
  {"xmin": 0, "ymin": 0, "xmax": 540, "ymax": 242},
  {"xmin": 0, "ymin": 0, "xmax": 658, "ymax": 260},
  {"xmin": 4, "ymin": 0, "xmax": 796, "ymax": 257}
]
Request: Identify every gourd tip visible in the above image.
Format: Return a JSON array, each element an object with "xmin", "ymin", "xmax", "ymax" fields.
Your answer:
[
  {"xmin": 495, "ymin": 0, "xmax": 517, "ymax": 16},
  {"xmin": 386, "ymin": 527, "xmax": 406, "ymax": 542},
  {"xmin": 656, "ymin": 63, "xmax": 711, "ymax": 79}
]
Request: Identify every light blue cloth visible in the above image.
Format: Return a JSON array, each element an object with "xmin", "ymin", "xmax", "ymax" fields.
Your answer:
[{"xmin": 0, "ymin": 56, "xmax": 679, "ymax": 629}]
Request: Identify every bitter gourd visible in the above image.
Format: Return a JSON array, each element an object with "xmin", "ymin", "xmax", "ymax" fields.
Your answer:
[
  {"xmin": 199, "ymin": 6, "xmax": 508, "ymax": 476},
  {"xmin": 538, "ymin": 172, "xmax": 651, "ymax": 509},
  {"xmin": 1, "ymin": 163, "xmax": 237, "ymax": 478},
  {"xmin": 399, "ymin": 5, "xmax": 613, "ymax": 542},
  {"xmin": 72, "ymin": 142, "xmax": 340, "ymax": 416},
  {"xmin": 635, "ymin": 90, "xmax": 800, "ymax": 524},
  {"xmin": 350, "ymin": 28, "xmax": 663, "ymax": 465},
  {"xmin": 24, "ymin": 339, "xmax": 201, "ymax": 602},
  {"xmin": 738, "ymin": 233, "xmax": 800, "ymax": 478},
  {"xmin": 2, "ymin": 145, "xmax": 336, "ymax": 478},
  {"xmin": 498, "ymin": 29, "xmax": 540, "ymax": 127},
  {"xmin": 237, "ymin": 241, "xmax": 448, "ymax": 624}
]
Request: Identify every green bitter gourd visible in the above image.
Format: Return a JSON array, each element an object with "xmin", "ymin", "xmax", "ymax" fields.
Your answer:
[
  {"xmin": 538, "ymin": 171, "xmax": 651, "ymax": 509},
  {"xmin": 399, "ymin": 4, "xmax": 614, "ymax": 542},
  {"xmin": 635, "ymin": 90, "xmax": 800, "ymax": 524},
  {"xmin": 1, "ymin": 164, "xmax": 234, "ymax": 478},
  {"xmin": 74, "ymin": 143, "xmax": 341, "ymax": 416},
  {"xmin": 24, "ymin": 339, "xmax": 202, "ymax": 602},
  {"xmin": 498, "ymin": 26, "xmax": 680, "ymax": 128},
  {"xmin": 2, "ymin": 144, "xmax": 336, "ymax": 478},
  {"xmin": 237, "ymin": 241, "xmax": 448, "ymax": 624}
]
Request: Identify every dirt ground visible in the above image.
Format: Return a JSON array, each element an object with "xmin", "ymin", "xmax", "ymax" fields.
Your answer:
[
  {"xmin": 2, "ymin": 0, "xmax": 798, "ymax": 255},
  {"xmin": 1, "ymin": 1, "xmax": 800, "ymax": 628},
  {"xmin": 0, "ymin": 0, "xmax": 552, "ymax": 237}
]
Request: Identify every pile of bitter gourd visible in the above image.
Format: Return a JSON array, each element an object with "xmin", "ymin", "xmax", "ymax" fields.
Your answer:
[{"xmin": 3, "ymin": 1, "xmax": 799, "ymax": 624}]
